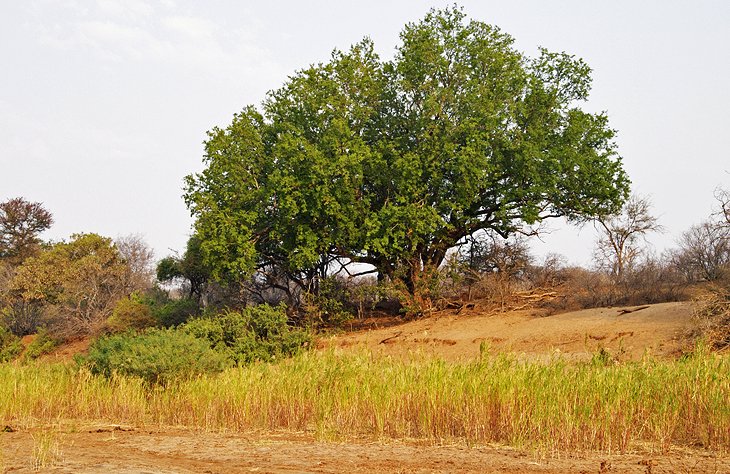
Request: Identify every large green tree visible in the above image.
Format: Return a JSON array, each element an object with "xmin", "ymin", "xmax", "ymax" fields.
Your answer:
[{"xmin": 185, "ymin": 7, "xmax": 629, "ymax": 296}]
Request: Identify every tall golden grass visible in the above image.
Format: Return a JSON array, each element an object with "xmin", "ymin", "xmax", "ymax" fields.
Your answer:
[{"xmin": 1, "ymin": 348, "xmax": 728, "ymax": 454}]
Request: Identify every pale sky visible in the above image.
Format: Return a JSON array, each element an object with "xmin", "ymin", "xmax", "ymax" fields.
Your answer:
[{"xmin": 2, "ymin": 1, "xmax": 729, "ymax": 266}]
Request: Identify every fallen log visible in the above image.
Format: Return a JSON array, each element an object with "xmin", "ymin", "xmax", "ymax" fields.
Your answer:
[
  {"xmin": 516, "ymin": 291, "xmax": 558, "ymax": 300},
  {"xmin": 379, "ymin": 331, "xmax": 402, "ymax": 344},
  {"xmin": 617, "ymin": 305, "xmax": 650, "ymax": 315}
]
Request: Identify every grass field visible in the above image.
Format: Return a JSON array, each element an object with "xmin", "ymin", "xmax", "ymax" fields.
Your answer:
[{"xmin": 1, "ymin": 346, "xmax": 728, "ymax": 455}]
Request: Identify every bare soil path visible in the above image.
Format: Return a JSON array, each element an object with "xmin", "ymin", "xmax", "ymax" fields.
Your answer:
[{"xmin": 1, "ymin": 427, "xmax": 727, "ymax": 473}]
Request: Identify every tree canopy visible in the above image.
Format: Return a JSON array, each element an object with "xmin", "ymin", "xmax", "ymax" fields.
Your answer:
[
  {"xmin": 0, "ymin": 197, "xmax": 53, "ymax": 265},
  {"xmin": 6, "ymin": 233, "xmax": 148, "ymax": 337},
  {"xmin": 157, "ymin": 234, "xmax": 211, "ymax": 301},
  {"xmin": 185, "ymin": 7, "xmax": 630, "ymax": 295}
]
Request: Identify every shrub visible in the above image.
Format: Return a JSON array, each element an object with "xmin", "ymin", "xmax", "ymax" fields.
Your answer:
[
  {"xmin": 153, "ymin": 297, "xmax": 199, "ymax": 327},
  {"xmin": 347, "ymin": 277, "xmax": 403, "ymax": 317},
  {"xmin": 8, "ymin": 233, "xmax": 142, "ymax": 339},
  {"xmin": 183, "ymin": 304, "xmax": 311, "ymax": 364},
  {"xmin": 693, "ymin": 283, "xmax": 730, "ymax": 351},
  {"xmin": 301, "ymin": 277, "xmax": 353, "ymax": 328},
  {"xmin": 0, "ymin": 300, "xmax": 45, "ymax": 337},
  {"xmin": 104, "ymin": 294, "xmax": 156, "ymax": 333},
  {"xmin": 81, "ymin": 328, "xmax": 231, "ymax": 385},
  {"xmin": 0, "ymin": 324, "xmax": 22, "ymax": 362},
  {"xmin": 80, "ymin": 304, "xmax": 310, "ymax": 384},
  {"xmin": 22, "ymin": 328, "xmax": 58, "ymax": 361}
]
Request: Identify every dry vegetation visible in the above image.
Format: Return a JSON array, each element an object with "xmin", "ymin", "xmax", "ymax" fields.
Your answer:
[
  {"xmin": 693, "ymin": 282, "xmax": 730, "ymax": 351},
  {"xmin": 1, "ymin": 193, "xmax": 729, "ymax": 470},
  {"xmin": 1, "ymin": 347, "xmax": 729, "ymax": 455}
]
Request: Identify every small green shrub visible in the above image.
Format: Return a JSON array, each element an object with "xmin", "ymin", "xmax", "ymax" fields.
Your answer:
[
  {"xmin": 22, "ymin": 328, "xmax": 58, "ymax": 361},
  {"xmin": 79, "ymin": 304, "xmax": 309, "ymax": 384},
  {"xmin": 81, "ymin": 328, "xmax": 230, "ymax": 385},
  {"xmin": 0, "ymin": 324, "xmax": 22, "ymax": 362},
  {"xmin": 590, "ymin": 347, "xmax": 617, "ymax": 367},
  {"xmin": 105, "ymin": 294, "xmax": 156, "ymax": 333},
  {"xmin": 183, "ymin": 304, "xmax": 311, "ymax": 364}
]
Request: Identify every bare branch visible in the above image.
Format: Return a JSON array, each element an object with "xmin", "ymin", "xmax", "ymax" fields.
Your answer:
[{"xmin": 593, "ymin": 194, "xmax": 663, "ymax": 280}]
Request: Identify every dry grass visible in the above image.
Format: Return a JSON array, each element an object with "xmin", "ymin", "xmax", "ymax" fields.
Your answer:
[
  {"xmin": 30, "ymin": 429, "xmax": 63, "ymax": 471},
  {"xmin": 0, "ymin": 348, "xmax": 728, "ymax": 455},
  {"xmin": 693, "ymin": 284, "xmax": 730, "ymax": 351}
]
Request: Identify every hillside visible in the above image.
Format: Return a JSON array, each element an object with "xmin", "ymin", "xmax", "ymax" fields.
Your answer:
[{"xmin": 324, "ymin": 301, "xmax": 696, "ymax": 362}]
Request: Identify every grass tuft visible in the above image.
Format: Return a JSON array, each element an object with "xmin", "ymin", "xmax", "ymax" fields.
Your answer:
[{"xmin": 31, "ymin": 430, "xmax": 62, "ymax": 471}]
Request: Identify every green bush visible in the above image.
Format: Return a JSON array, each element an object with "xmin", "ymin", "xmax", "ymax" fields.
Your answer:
[
  {"xmin": 105, "ymin": 294, "xmax": 156, "ymax": 333},
  {"xmin": 22, "ymin": 328, "xmax": 58, "ymax": 361},
  {"xmin": 0, "ymin": 324, "xmax": 22, "ymax": 362},
  {"xmin": 79, "ymin": 304, "xmax": 310, "ymax": 384},
  {"xmin": 153, "ymin": 298, "xmax": 199, "ymax": 327},
  {"xmin": 301, "ymin": 277, "xmax": 353, "ymax": 328},
  {"xmin": 81, "ymin": 328, "xmax": 230, "ymax": 385},
  {"xmin": 183, "ymin": 304, "xmax": 311, "ymax": 364}
]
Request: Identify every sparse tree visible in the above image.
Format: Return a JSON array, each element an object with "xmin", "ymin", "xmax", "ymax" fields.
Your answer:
[
  {"xmin": 454, "ymin": 231, "xmax": 532, "ymax": 304},
  {"xmin": 0, "ymin": 197, "xmax": 53, "ymax": 264},
  {"xmin": 593, "ymin": 194, "xmax": 663, "ymax": 281},
  {"xmin": 116, "ymin": 234, "xmax": 155, "ymax": 292},
  {"xmin": 715, "ymin": 187, "xmax": 730, "ymax": 227},
  {"xmin": 457, "ymin": 232, "xmax": 532, "ymax": 278},
  {"xmin": 671, "ymin": 222, "xmax": 730, "ymax": 282}
]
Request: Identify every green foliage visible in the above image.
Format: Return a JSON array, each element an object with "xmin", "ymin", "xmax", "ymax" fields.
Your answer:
[
  {"xmin": 183, "ymin": 304, "xmax": 311, "ymax": 364},
  {"xmin": 590, "ymin": 347, "xmax": 617, "ymax": 367},
  {"xmin": 81, "ymin": 328, "xmax": 230, "ymax": 385},
  {"xmin": 105, "ymin": 294, "xmax": 156, "ymax": 333},
  {"xmin": 0, "ymin": 324, "xmax": 22, "ymax": 362},
  {"xmin": 103, "ymin": 289, "xmax": 200, "ymax": 331},
  {"xmin": 185, "ymin": 6, "xmax": 629, "ymax": 299},
  {"xmin": 22, "ymin": 328, "xmax": 58, "ymax": 361},
  {"xmin": 156, "ymin": 257, "xmax": 181, "ymax": 282},
  {"xmin": 156, "ymin": 235, "xmax": 211, "ymax": 300},
  {"xmin": 7, "ymin": 233, "xmax": 135, "ymax": 338},
  {"xmin": 80, "ymin": 304, "xmax": 310, "ymax": 384},
  {"xmin": 301, "ymin": 277, "xmax": 353, "ymax": 328},
  {"xmin": 152, "ymin": 297, "xmax": 199, "ymax": 328},
  {"xmin": 347, "ymin": 278, "xmax": 403, "ymax": 317},
  {"xmin": 388, "ymin": 265, "xmax": 448, "ymax": 316}
]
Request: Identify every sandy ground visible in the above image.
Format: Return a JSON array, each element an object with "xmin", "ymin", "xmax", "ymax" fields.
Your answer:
[
  {"xmin": 3, "ymin": 301, "xmax": 723, "ymax": 473},
  {"xmin": 1, "ymin": 426, "xmax": 728, "ymax": 473},
  {"xmin": 326, "ymin": 302, "xmax": 696, "ymax": 362}
]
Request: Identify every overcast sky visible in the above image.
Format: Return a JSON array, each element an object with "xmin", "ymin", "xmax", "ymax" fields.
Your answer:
[{"xmin": 2, "ymin": 1, "xmax": 729, "ymax": 266}]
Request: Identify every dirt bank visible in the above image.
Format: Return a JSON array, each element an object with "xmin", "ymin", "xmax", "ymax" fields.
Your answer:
[{"xmin": 324, "ymin": 302, "xmax": 696, "ymax": 362}]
